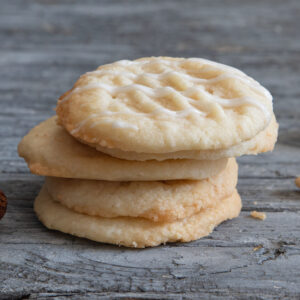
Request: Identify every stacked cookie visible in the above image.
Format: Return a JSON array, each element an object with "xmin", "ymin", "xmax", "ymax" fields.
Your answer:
[{"xmin": 18, "ymin": 57, "xmax": 278, "ymax": 248}]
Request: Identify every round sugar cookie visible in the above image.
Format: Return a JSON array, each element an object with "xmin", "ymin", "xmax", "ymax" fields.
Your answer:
[
  {"xmin": 96, "ymin": 115, "xmax": 278, "ymax": 161},
  {"xmin": 45, "ymin": 158, "xmax": 238, "ymax": 222},
  {"xmin": 56, "ymin": 57, "xmax": 273, "ymax": 154},
  {"xmin": 18, "ymin": 117, "xmax": 228, "ymax": 181},
  {"xmin": 34, "ymin": 186, "xmax": 242, "ymax": 248}
]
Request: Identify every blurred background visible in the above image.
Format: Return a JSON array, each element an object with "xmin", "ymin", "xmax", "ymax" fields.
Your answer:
[
  {"xmin": 2, "ymin": 0, "xmax": 299, "ymax": 174},
  {"xmin": 2, "ymin": 0, "xmax": 299, "ymax": 120},
  {"xmin": 1, "ymin": 1, "xmax": 300, "ymax": 298}
]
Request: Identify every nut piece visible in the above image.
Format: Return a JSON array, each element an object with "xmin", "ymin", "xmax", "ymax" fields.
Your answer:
[
  {"xmin": 250, "ymin": 211, "xmax": 266, "ymax": 221},
  {"xmin": 295, "ymin": 177, "xmax": 300, "ymax": 188},
  {"xmin": 0, "ymin": 189, "xmax": 7, "ymax": 220}
]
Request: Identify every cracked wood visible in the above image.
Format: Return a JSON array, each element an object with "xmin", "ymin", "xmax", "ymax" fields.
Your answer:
[{"xmin": 0, "ymin": 0, "xmax": 300, "ymax": 299}]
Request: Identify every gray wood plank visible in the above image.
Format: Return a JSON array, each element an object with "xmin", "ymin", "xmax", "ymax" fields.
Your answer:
[{"xmin": 0, "ymin": 0, "xmax": 300, "ymax": 298}]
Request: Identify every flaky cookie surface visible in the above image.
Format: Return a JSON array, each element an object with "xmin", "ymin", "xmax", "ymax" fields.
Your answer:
[
  {"xmin": 56, "ymin": 57, "xmax": 273, "ymax": 154},
  {"xmin": 45, "ymin": 158, "xmax": 238, "ymax": 222},
  {"xmin": 34, "ymin": 186, "xmax": 242, "ymax": 248},
  {"xmin": 18, "ymin": 117, "xmax": 228, "ymax": 181}
]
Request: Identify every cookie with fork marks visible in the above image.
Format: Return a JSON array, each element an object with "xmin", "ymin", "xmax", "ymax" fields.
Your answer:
[{"xmin": 56, "ymin": 57, "xmax": 273, "ymax": 156}]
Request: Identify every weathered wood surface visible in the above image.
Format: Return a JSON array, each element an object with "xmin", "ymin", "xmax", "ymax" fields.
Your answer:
[{"xmin": 1, "ymin": 0, "xmax": 300, "ymax": 299}]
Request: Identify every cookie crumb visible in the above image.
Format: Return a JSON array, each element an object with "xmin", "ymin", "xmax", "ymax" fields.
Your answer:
[
  {"xmin": 253, "ymin": 245, "xmax": 263, "ymax": 252},
  {"xmin": 250, "ymin": 211, "xmax": 266, "ymax": 221},
  {"xmin": 295, "ymin": 177, "xmax": 300, "ymax": 188}
]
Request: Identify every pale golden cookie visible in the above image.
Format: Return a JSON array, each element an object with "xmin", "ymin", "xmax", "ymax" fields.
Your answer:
[
  {"xmin": 18, "ymin": 117, "xmax": 228, "ymax": 181},
  {"xmin": 45, "ymin": 158, "xmax": 238, "ymax": 222},
  {"xmin": 96, "ymin": 115, "xmax": 278, "ymax": 161},
  {"xmin": 56, "ymin": 57, "xmax": 273, "ymax": 154},
  {"xmin": 34, "ymin": 186, "xmax": 242, "ymax": 248}
]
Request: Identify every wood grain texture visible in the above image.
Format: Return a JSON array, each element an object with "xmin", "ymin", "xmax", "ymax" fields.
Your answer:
[{"xmin": 1, "ymin": 0, "xmax": 300, "ymax": 299}]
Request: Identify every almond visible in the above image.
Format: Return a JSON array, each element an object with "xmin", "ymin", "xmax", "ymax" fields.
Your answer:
[
  {"xmin": 295, "ymin": 177, "xmax": 300, "ymax": 188},
  {"xmin": 0, "ymin": 189, "xmax": 7, "ymax": 220}
]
